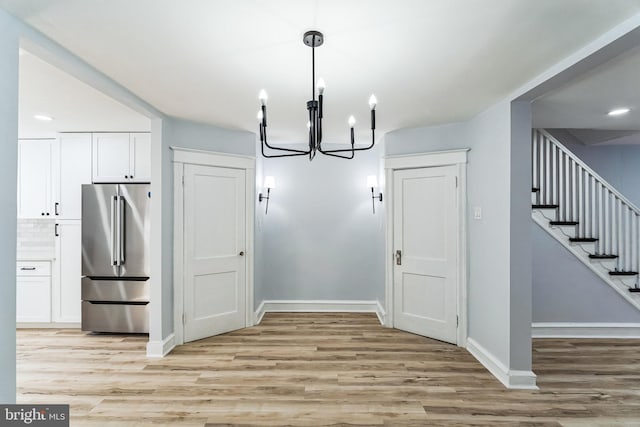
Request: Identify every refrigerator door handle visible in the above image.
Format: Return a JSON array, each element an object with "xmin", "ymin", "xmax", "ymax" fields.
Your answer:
[
  {"xmin": 111, "ymin": 196, "xmax": 118, "ymax": 266},
  {"xmin": 119, "ymin": 195, "xmax": 126, "ymax": 265}
]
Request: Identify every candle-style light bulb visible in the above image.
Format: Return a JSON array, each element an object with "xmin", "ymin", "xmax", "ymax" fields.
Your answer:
[
  {"xmin": 258, "ymin": 89, "xmax": 268, "ymax": 106},
  {"xmin": 348, "ymin": 115, "xmax": 356, "ymax": 128},
  {"xmin": 317, "ymin": 78, "xmax": 326, "ymax": 95},
  {"xmin": 257, "ymin": 110, "xmax": 264, "ymax": 122},
  {"xmin": 368, "ymin": 94, "xmax": 377, "ymax": 110}
]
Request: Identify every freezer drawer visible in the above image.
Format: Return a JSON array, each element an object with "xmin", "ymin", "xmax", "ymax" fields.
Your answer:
[
  {"xmin": 82, "ymin": 301, "xmax": 148, "ymax": 333},
  {"xmin": 81, "ymin": 278, "xmax": 149, "ymax": 302}
]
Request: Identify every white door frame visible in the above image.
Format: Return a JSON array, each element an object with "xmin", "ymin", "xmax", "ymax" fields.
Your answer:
[
  {"xmin": 172, "ymin": 147, "xmax": 255, "ymax": 346},
  {"xmin": 383, "ymin": 149, "xmax": 469, "ymax": 347}
]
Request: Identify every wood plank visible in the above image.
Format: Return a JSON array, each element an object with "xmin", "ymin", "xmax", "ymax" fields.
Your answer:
[{"xmin": 16, "ymin": 312, "xmax": 640, "ymax": 426}]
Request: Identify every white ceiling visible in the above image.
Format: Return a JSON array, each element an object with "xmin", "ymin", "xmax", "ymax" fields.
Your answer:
[
  {"xmin": 4, "ymin": 0, "xmax": 640, "ymax": 143},
  {"xmin": 533, "ymin": 45, "xmax": 640, "ymax": 132},
  {"xmin": 18, "ymin": 50, "xmax": 150, "ymax": 138}
]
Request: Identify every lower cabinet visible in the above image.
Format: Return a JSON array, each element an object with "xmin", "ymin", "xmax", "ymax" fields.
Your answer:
[
  {"xmin": 16, "ymin": 221, "xmax": 82, "ymax": 326},
  {"xmin": 53, "ymin": 221, "xmax": 82, "ymax": 323},
  {"xmin": 16, "ymin": 261, "xmax": 51, "ymax": 323}
]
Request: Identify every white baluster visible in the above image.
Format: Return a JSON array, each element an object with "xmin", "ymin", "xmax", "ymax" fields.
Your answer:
[
  {"xmin": 571, "ymin": 160, "xmax": 577, "ymax": 221},
  {"xmin": 616, "ymin": 197, "xmax": 622, "ymax": 271},
  {"xmin": 545, "ymin": 136, "xmax": 552, "ymax": 205},
  {"xmin": 578, "ymin": 166, "xmax": 584, "ymax": 236},
  {"xmin": 626, "ymin": 206, "xmax": 631, "ymax": 271},
  {"xmin": 602, "ymin": 192, "xmax": 613, "ymax": 254},
  {"xmin": 552, "ymin": 144, "xmax": 558, "ymax": 205},
  {"xmin": 597, "ymin": 182, "xmax": 603, "ymax": 254},
  {"xmin": 532, "ymin": 131, "xmax": 538, "ymax": 191},
  {"xmin": 590, "ymin": 175, "xmax": 596, "ymax": 239}
]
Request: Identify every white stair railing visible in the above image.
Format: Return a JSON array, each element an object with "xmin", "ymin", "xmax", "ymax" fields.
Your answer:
[{"xmin": 532, "ymin": 129, "xmax": 640, "ymax": 291}]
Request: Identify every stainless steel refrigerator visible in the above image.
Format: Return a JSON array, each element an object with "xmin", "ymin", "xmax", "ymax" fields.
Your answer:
[{"xmin": 81, "ymin": 184, "xmax": 150, "ymax": 333}]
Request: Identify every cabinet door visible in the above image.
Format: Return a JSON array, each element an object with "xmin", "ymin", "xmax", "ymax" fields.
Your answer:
[
  {"xmin": 52, "ymin": 221, "xmax": 82, "ymax": 323},
  {"xmin": 129, "ymin": 133, "xmax": 151, "ymax": 183},
  {"xmin": 18, "ymin": 139, "xmax": 53, "ymax": 218},
  {"xmin": 92, "ymin": 133, "xmax": 131, "ymax": 183},
  {"xmin": 55, "ymin": 134, "xmax": 92, "ymax": 219},
  {"xmin": 17, "ymin": 276, "xmax": 51, "ymax": 323}
]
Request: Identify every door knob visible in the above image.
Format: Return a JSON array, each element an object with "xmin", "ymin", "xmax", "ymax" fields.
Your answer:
[
  {"xmin": 395, "ymin": 250, "xmax": 402, "ymax": 265},
  {"xmin": 239, "ymin": 251, "xmax": 245, "ymax": 256}
]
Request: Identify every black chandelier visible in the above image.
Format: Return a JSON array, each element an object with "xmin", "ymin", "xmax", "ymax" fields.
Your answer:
[{"xmin": 257, "ymin": 30, "xmax": 377, "ymax": 160}]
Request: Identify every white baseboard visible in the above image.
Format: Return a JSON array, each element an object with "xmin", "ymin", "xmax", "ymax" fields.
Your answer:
[
  {"xmin": 375, "ymin": 301, "xmax": 386, "ymax": 325},
  {"xmin": 532, "ymin": 322, "xmax": 640, "ymax": 338},
  {"xmin": 466, "ymin": 337, "xmax": 538, "ymax": 390},
  {"xmin": 146, "ymin": 333, "xmax": 175, "ymax": 358},
  {"xmin": 17, "ymin": 322, "xmax": 81, "ymax": 329},
  {"xmin": 253, "ymin": 300, "xmax": 385, "ymax": 325},
  {"xmin": 254, "ymin": 301, "xmax": 266, "ymax": 325}
]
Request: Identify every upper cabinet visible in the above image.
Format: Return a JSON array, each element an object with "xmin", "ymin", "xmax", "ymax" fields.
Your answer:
[
  {"xmin": 17, "ymin": 139, "xmax": 55, "ymax": 219},
  {"xmin": 55, "ymin": 133, "xmax": 93, "ymax": 219},
  {"xmin": 92, "ymin": 132, "xmax": 151, "ymax": 183}
]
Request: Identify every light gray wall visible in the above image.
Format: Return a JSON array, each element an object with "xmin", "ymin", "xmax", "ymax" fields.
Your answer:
[
  {"xmin": 509, "ymin": 101, "xmax": 533, "ymax": 371},
  {"xmin": 162, "ymin": 117, "xmax": 256, "ymax": 333},
  {"xmin": 385, "ymin": 99, "xmax": 531, "ymax": 374},
  {"xmin": 0, "ymin": 7, "xmax": 19, "ymax": 403},
  {"xmin": 256, "ymin": 144, "xmax": 385, "ymax": 304},
  {"xmin": 550, "ymin": 129, "xmax": 640, "ymax": 207},
  {"xmin": 533, "ymin": 223, "xmax": 640, "ymax": 322}
]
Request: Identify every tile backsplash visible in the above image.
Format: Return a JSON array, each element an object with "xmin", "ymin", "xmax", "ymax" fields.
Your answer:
[{"xmin": 16, "ymin": 219, "xmax": 56, "ymax": 260}]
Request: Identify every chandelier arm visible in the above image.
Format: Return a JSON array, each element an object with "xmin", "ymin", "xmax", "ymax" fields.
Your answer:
[
  {"xmin": 318, "ymin": 129, "xmax": 376, "ymax": 153},
  {"xmin": 321, "ymin": 150, "xmax": 355, "ymax": 159},
  {"xmin": 260, "ymin": 124, "xmax": 312, "ymax": 156}
]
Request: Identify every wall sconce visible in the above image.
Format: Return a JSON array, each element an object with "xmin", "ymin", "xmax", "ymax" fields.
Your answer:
[
  {"xmin": 259, "ymin": 176, "xmax": 275, "ymax": 214},
  {"xmin": 367, "ymin": 175, "xmax": 383, "ymax": 214}
]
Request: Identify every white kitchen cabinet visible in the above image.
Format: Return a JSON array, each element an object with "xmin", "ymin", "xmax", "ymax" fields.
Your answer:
[
  {"xmin": 53, "ymin": 133, "xmax": 93, "ymax": 220},
  {"xmin": 16, "ymin": 261, "xmax": 51, "ymax": 323},
  {"xmin": 129, "ymin": 132, "xmax": 151, "ymax": 183},
  {"xmin": 52, "ymin": 221, "xmax": 82, "ymax": 323},
  {"xmin": 92, "ymin": 132, "xmax": 151, "ymax": 183},
  {"xmin": 17, "ymin": 139, "xmax": 55, "ymax": 218}
]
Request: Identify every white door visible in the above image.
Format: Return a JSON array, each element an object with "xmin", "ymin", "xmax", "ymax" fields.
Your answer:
[
  {"xmin": 55, "ymin": 134, "xmax": 92, "ymax": 219},
  {"xmin": 129, "ymin": 133, "xmax": 151, "ymax": 183},
  {"xmin": 17, "ymin": 139, "xmax": 53, "ymax": 218},
  {"xmin": 92, "ymin": 133, "xmax": 131, "ymax": 183},
  {"xmin": 52, "ymin": 221, "xmax": 82, "ymax": 323},
  {"xmin": 393, "ymin": 165, "xmax": 458, "ymax": 344},
  {"xmin": 183, "ymin": 164, "xmax": 246, "ymax": 342}
]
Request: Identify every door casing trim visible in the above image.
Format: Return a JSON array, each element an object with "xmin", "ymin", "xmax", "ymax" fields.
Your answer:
[
  {"xmin": 172, "ymin": 148, "xmax": 255, "ymax": 346},
  {"xmin": 383, "ymin": 149, "xmax": 469, "ymax": 347}
]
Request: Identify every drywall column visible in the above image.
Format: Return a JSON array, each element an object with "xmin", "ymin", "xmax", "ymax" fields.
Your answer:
[
  {"xmin": 509, "ymin": 101, "xmax": 533, "ymax": 374},
  {"xmin": 0, "ymin": 8, "xmax": 19, "ymax": 403}
]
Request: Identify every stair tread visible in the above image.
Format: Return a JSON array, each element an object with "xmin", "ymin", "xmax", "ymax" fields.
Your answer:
[
  {"xmin": 630, "ymin": 288, "xmax": 640, "ymax": 293},
  {"xmin": 550, "ymin": 221, "xmax": 579, "ymax": 226},
  {"xmin": 532, "ymin": 187, "xmax": 540, "ymax": 192},
  {"xmin": 589, "ymin": 254, "xmax": 618, "ymax": 259},
  {"xmin": 609, "ymin": 271, "xmax": 638, "ymax": 276},
  {"xmin": 569, "ymin": 237, "xmax": 598, "ymax": 242},
  {"xmin": 532, "ymin": 204, "xmax": 559, "ymax": 209}
]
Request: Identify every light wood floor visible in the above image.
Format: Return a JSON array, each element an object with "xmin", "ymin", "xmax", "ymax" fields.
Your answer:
[{"xmin": 16, "ymin": 313, "xmax": 640, "ymax": 426}]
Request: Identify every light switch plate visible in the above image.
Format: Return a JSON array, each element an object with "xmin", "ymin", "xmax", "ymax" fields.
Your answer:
[{"xmin": 473, "ymin": 207, "xmax": 482, "ymax": 220}]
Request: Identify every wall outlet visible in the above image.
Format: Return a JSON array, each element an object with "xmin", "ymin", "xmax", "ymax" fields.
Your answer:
[{"xmin": 473, "ymin": 207, "xmax": 482, "ymax": 220}]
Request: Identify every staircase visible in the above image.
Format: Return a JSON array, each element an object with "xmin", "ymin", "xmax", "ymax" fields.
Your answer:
[{"xmin": 531, "ymin": 129, "xmax": 640, "ymax": 311}]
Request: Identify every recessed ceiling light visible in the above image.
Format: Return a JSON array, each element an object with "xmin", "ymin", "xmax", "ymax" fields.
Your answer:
[
  {"xmin": 607, "ymin": 108, "xmax": 630, "ymax": 116},
  {"xmin": 33, "ymin": 114, "xmax": 53, "ymax": 121}
]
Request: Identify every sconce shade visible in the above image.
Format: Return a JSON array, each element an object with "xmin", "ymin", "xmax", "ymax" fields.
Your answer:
[
  {"xmin": 367, "ymin": 175, "xmax": 378, "ymax": 188},
  {"xmin": 264, "ymin": 176, "xmax": 276, "ymax": 189}
]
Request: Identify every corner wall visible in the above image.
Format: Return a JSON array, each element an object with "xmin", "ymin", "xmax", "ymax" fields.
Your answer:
[
  {"xmin": 384, "ymin": 100, "xmax": 535, "ymax": 388},
  {"xmin": 160, "ymin": 117, "xmax": 256, "ymax": 336},
  {"xmin": 256, "ymin": 144, "xmax": 385, "ymax": 306},
  {"xmin": 0, "ymin": 8, "xmax": 19, "ymax": 403}
]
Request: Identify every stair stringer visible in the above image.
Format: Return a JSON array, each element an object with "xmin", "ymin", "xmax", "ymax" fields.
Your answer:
[{"xmin": 532, "ymin": 209, "xmax": 640, "ymax": 312}]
